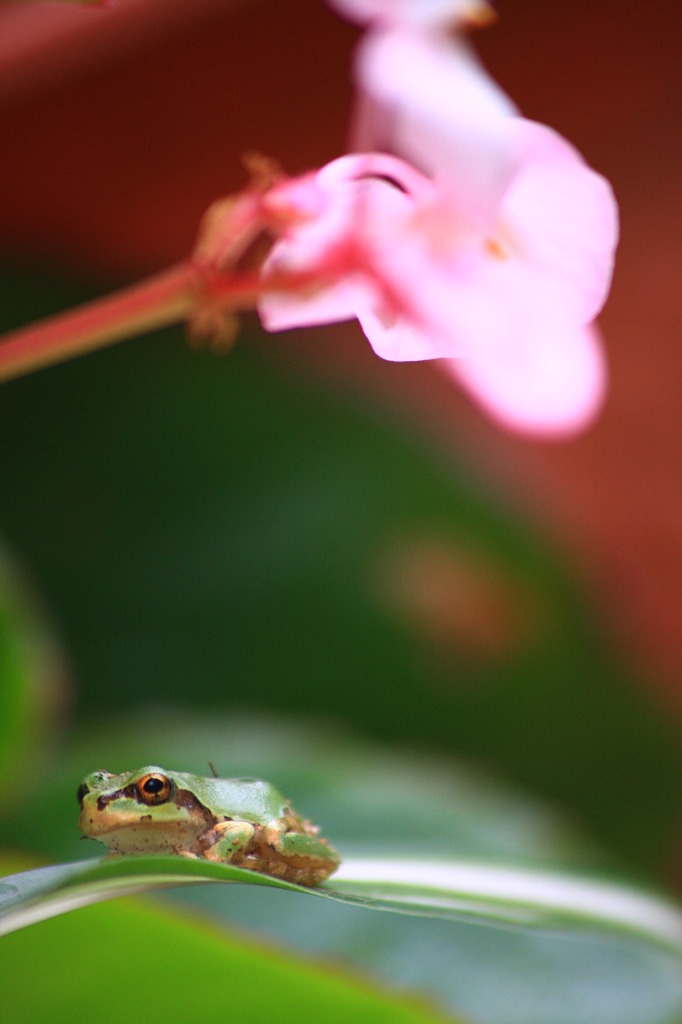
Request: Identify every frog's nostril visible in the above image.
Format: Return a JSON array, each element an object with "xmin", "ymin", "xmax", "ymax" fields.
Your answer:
[{"xmin": 77, "ymin": 783, "xmax": 89, "ymax": 807}]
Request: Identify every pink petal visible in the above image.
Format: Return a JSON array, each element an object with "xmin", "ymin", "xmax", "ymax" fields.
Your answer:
[
  {"xmin": 258, "ymin": 268, "xmax": 368, "ymax": 332},
  {"xmin": 258, "ymin": 155, "xmax": 426, "ymax": 334},
  {"xmin": 500, "ymin": 119, "xmax": 619, "ymax": 323},
  {"xmin": 354, "ymin": 27, "xmax": 517, "ymax": 229},
  {"xmin": 356, "ymin": 306, "xmax": 451, "ymax": 361},
  {"xmin": 258, "ymin": 177, "xmax": 366, "ymax": 331},
  {"xmin": 440, "ymin": 317, "xmax": 607, "ymax": 437},
  {"xmin": 367, "ymin": 230, "xmax": 607, "ymax": 434}
]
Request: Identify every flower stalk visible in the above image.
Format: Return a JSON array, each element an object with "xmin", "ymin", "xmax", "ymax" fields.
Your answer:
[{"xmin": 0, "ymin": 263, "xmax": 198, "ymax": 384}]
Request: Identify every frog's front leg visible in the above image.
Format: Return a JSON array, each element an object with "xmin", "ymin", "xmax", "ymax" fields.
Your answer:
[
  {"xmin": 192, "ymin": 819, "xmax": 255, "ymax": 863},
  {"xmin": 259, "ymin": 819, "xmax": 340, "ymax": 885}
]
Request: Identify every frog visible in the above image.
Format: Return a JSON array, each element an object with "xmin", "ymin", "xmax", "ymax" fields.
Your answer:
[{"xmin": 77, "ymin": 766, "xmax": 340, "ymax": 886}]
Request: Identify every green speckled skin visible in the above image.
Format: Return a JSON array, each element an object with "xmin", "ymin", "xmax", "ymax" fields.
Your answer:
[{"xmin": 77, "ymin": 765, "xmax": 340, "ymax": 886}]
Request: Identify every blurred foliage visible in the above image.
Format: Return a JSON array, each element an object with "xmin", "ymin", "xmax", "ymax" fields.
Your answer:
[
  {"xmin": 0, "ymin": 708, "xmax": 608, "ymax": 868},
  {"xmin": 2, "ymin": 716, "xmax": 682, "ymax": 1024},
  {"xmin": 0, "ymin": 267, "xmax": 681, "ymax": 1024},
  {"xmin": 0, "ymin": 548, "xmax": 65, "ymax": 804},
  {"xmin": 0, "ymin": 266, "xmax": 679, "ymax": 879},
  {"xmin": 14, "ymin": 688, "xmax": 676, "ymax": 1024},
  {"xmin": 0, "ymin": 854, "xmax": 458, "ymax": 1024}
]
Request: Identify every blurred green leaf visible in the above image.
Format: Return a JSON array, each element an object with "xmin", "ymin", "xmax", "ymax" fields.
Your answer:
[
  {"xmin": 177, "ymin": 864, "xmax": 682, "ymax": 1024},
  {"xmin": 1, "ymin": 263, "xmax": 681, "ymax": 1024},
  {"xmin": 2, "ymin": 854, "xmax": 681, "ymax": 951},
  {"xmin": 0, "ymin": 548, "xmax": 66, "ymax": 804},
  {"xmin": 0, "ymin": 268, "xmax": 678, "ymax": 874},
  {"xmin": 1, "ymin": 713, "xmax": 681, "ymax": 1024},
  {"xmin": 2, "ymin": 852, "xmax": 682, "ymax": 1024},
  {"xmin": 0, "ymin": 857, "xmax": 457, "ymax": 1024}
]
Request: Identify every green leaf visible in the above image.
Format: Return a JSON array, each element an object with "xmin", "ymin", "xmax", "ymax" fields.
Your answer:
[
  {"xmin": 4, "ymin": 853, "xmax": 681, "ymax": 1023},
  {"xmin": 2, "ymin": 854, "xmax": 681, "ymax": 952},
  {"xmin": 0, "ymin": 860, "xmax": 456, "ymax": 1024},
  {"xmin": 10, "ymin": 711, "xmax": 682, "ymax": 1023}
]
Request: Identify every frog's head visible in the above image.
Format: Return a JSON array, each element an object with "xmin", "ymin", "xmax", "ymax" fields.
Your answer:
[{"xmin": 77, "ymin": 766, "xmax": 210, "ymax": 854}]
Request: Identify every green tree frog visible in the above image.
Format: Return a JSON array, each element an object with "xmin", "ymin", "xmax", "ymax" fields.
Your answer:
[{"xmin": 77, "ymin": 766, "xmax": 340, "ymax": 886}]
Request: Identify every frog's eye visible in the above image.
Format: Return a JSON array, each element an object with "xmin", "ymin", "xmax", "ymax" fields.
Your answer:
[
  {"xmin": 137, "ymin": 773, "xmax": 172, "ymax": 805},
  {"xmin": 76, "ymin": 782, "xmax": 89, "ymax": 807}
]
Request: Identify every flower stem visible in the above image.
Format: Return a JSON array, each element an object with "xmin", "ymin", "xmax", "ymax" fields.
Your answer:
[{"xmin": 0, "ymin": 262, "xmax": 200, "ymax": 384}]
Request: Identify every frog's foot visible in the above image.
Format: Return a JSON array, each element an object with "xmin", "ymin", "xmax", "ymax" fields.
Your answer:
[
  {"xmin": 255, "ymin": 820, "xmax": 341, "ymax": 886},
  {"xmin": 194, "ymin": 820, "xmax": 256, "ymax": 863}
]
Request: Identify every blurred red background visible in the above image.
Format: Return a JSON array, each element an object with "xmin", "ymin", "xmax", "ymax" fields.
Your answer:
[{"xmin": 0, "ymin": 0, "xmax": 680, "ymax": 707}]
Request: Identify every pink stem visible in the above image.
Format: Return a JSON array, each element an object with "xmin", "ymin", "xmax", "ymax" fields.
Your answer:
[
  {"xmin": 0, "ymin": 262, "xmax": 200, "ymax": 384},
  {"xmin": 0, "ymin": 257, "xmax": 323, "ymax": 385}
]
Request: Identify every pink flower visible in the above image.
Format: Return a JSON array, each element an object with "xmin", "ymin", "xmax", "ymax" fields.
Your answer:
[
  {"xmin": 258, "ymin": 7, "xmax": 618, "ymax": 437},
  {"xmin": 351, "ymin": 19, "xmax": 618, "ymax": 434},
  {"xmin": 259, "ymin": 153, "xmax": 447, "ymax": 359}
]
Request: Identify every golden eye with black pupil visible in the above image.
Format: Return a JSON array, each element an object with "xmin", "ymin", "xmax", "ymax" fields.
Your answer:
[{"xmin": 136, "ymin": 773, "xmax": 172, "ymax": 805}]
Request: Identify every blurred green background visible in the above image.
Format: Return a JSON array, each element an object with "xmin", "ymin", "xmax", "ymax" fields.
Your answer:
[
  {"xmin": 0, "ymin": 269, "xmax": 681, "ymax": 1024},
  {"xmin": 0, "ymin": 268, "xmax": 678, "ymax": 872}
]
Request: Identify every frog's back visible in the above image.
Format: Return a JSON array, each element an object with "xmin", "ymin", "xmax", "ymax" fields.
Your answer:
[{"xmin": 173, "ymin": 772, "xmax": 289, "ymax": 824}]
